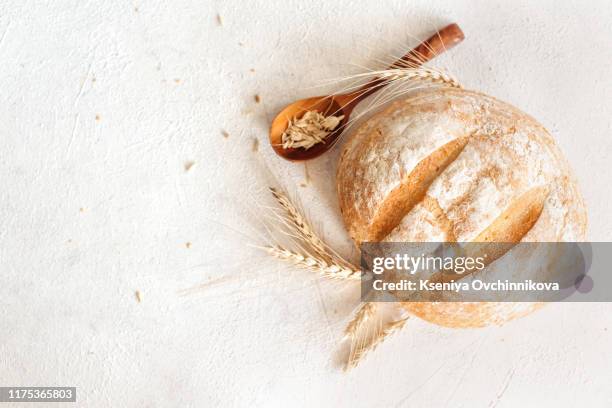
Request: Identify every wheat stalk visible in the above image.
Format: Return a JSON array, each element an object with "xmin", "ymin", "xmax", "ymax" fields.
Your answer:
[
  {"xmin": 324, "ymin": 66, "xmax": 462, "ymax": 94},
  {"xmin": 266, "ymin": 187, "xmax": 363, "ymax": 280},
  {"xmin": 261, "ymin": 181, "xmax": 411, "ymax": 369},
  {"xmin": 345, "ymin": 313, "xmax": 410, "ymax": 371},
  {"xmin": 314, "ymin": 66, "xmax": 462, "ymax": 149},
  {"xmin": 341, "ymin": 67, "xmax": 461, "ymax": 89},
  {"xmin": 265, "ymin": 245, "xmax": 364, "ymax": 280}
]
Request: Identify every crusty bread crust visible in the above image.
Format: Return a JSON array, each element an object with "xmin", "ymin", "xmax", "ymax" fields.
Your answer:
[{"xmin": 336, "ymin": 88, "xmax": 587, "ymax": 328}]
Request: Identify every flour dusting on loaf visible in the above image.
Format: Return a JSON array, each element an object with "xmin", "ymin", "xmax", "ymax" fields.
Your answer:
[{"xmin": 336, "ymin": 87, "xmax": 587, "ymax": 328}]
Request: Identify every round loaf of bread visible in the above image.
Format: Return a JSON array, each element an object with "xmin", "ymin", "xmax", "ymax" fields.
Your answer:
[{"xmin": 336, "ymin": 87, "xmax": 587, "ymax": 328}]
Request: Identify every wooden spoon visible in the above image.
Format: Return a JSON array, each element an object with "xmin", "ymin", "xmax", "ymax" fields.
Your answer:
[{"xmin": 269, "ymin": 23, "xmax": 465, "ymax": 161}]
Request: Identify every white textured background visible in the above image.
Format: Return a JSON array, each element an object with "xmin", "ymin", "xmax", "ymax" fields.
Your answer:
[{"xmin": 1, "ymin": 0, "xmax": 611, "ymax": 407}]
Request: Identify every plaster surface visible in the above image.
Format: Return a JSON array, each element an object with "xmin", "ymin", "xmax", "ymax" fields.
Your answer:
[{"xmin": 1, "ymin": 1, "xmax": 611, "ymax": 406}]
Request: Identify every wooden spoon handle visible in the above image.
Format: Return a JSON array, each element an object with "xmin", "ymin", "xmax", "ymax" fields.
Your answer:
[
  {"xmin": 340, "ymin": 23, "xmax": 465, "ymax": 108},
  {"xmin": 392, "ymin": 23, "xmax": 464, "ymax": 68}
]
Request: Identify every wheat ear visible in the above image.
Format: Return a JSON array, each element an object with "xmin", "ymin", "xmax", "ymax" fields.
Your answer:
[
  {"xmin": 345, "ymin": 313, "xmax": 410, "ymax": 371},
  {"xmin": 264, "ymin": 245, "xmax": 364, "ymax": 280},
  {"xmin": 343, "ymin": 302, "xmax": 377, "ymax": 338},
  {"xmin": 378, "ymin": 67, "xmax": 462, "ymax": 88},
  {"xmin": 269, "ymin": 187, "xmax": 329, "ymax": 261}
]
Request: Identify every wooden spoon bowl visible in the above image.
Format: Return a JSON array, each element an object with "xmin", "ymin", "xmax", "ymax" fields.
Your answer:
[
  {"xmin": 269, "ymin": 96, "xmax": 345, "ymax": 160},
  {"xmin": 269, "ymin": 23, "xmax": 465, "ymax": 162}
]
